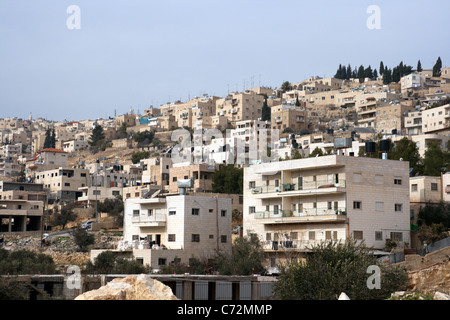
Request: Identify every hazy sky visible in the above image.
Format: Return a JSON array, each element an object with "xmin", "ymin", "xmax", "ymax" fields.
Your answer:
[{"xmin": 0, "ymin": 0, "xmax": 449, "ymax": 121}]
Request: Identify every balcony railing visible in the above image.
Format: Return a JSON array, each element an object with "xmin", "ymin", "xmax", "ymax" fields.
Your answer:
[
  {"xmin": 254, "ymin": 207, "xmax": 347, "ymax": 219},
  {"xmin": 250, "ymin": 179, "xmax": 346, "ymax": 194},
  {"xmin": 131, "ymin": 213, "xmax": 167, "ymax": 225}
]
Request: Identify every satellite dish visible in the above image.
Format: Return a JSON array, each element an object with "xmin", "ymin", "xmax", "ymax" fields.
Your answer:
[{"xmin": 399, "ymin": 158, "xmax": 403, "ymax": 161}]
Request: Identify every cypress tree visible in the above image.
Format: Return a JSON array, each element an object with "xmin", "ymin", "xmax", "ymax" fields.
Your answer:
[
  {"xmin": 261, "ymin": 98, "xmax": 271, "ymax": 122},
  {"xmin": 417, "ymin": 60, "xmax": 423, "ymax": 72},
  {"xmin": 433, "ymin": 57, "xmax": 442, "ymax": 77}
]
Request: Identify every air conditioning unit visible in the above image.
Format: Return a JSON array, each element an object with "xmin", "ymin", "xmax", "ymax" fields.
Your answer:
[
  {"xmin": 274, "ymin": 187, "xmax": 280, "ymax": 192},
  {"xmin": 252, "ymin": 188, "xmax": 261, "ymax": 194}
]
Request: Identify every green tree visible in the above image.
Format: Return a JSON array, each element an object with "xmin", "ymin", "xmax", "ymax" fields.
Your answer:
[
  {"xmin": 43, "ymin": 128, "xmax": 53, "ymax": 149},
  {"xmin": 309, "ymin": 147, "xmax": 324, "ymax": 157},
  {"xmin": 89, "ymin": 124, "xmax": 106, "ymax": 148},
  {"xmin": 379, "ymin": 61, "xmax": 384, "ymax": 76},
  {"xmin": 390, "ymin": 137, "xmax": 423, "ymax": 176},
  {"xmin": 417, "ymin": 201, "xmax": 450, "ymax": 229},
  {"xmin": 131, "ymin": 151, "xmax": 150, "ymax": 164},
  {"xmin": 273, "ymin": 239, "xmax": 408, "ymax": 300},
  {"xmin": 52, "ymin": 204, "xmax": 77, "ymax": 230},
  {"xmin": 134, "ymin": 130, "xmax": 155, "ymax": 149},
  {"xmin": 417, "ymin": 223, "xmax": 448, "ymax": 245},
  {"xmin": 357, "ymin": 65, "xmax": 365, "ymax": 83},
  {"xmin": 212, "ymin": 165, "xmax": 243, "ymax": 194},
  {"xmin": 97, "ymin": 196, "xmax": 124, "ymax": 227},
  {"xmin": 0, "ymin": 249, "xmax": 56, "ymax": 275},
  {"xmin": 261, "ymin": 98, "xmax": 271, "ymax": 122},
  {"xmin": 85, "ymin": 250, "xmax": 149, "ymax": 274},
  {"xmin": 417, "ymin": 60, "xmax": 423, "ymax": 72},
  {"xmin": 73, "ymin": 227, "xmax": 95, "ymax": 252},
  {"xmin": 422, "ymin": 141, "xmax": 449, "ymax": 176},
  {"xmin": 213, "ymin": 235, "xmax": 266, "ymax": 275},
  {"xmin": 433, "ymin": 56, "xmax": 442, "ymax": 77},
  {"xmin": 280, "ymin": 81, "xmax": 292, "ymax": 92}
]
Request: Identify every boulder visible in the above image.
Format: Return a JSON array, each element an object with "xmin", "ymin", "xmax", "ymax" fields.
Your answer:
[
  {"xmin": 338, "ymin": 292, "xmax": 350, "ymax": 300},
  {"xmin": 75, "ymin": 274, "xmax": 179, "ymax": 300},
  {"xmin": 433, "ymin": 292, "xmax": 450, "ymax": 300}
]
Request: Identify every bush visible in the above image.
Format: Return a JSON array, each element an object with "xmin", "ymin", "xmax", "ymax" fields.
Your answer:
[
  {"xmin": 73, "ymin": 227, "xmax": 95, "ymax": 252},
  {"xmin": 273, "ymin": 239, "xmax": 408, "ymax": 300},
  {"xmin": 0, "ymin": 249, "xmax": 56, "ymax": 275},
  {"xmin": 213, "ymin": 235, "xmax": 266, "ymax": 275},
  {"xmin": 85, "ymin": 250, "xmax": 149, "ymax": 274}
]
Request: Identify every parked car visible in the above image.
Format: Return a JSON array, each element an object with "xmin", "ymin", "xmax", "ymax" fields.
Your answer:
[{"xmin": 81, "ymin": 221, "xmax": 93, "ymax": 229}]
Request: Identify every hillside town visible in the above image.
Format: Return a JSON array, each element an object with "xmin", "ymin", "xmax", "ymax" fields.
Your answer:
[{"xmin": 1, "ymin": 59, "xmax": 450, "ymax": 301}]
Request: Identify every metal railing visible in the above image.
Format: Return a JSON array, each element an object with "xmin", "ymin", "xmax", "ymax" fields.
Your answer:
[
  {"xmin": 254, "ymin": 207, "xmax": 347, "ymax": 219},
  {"xmin": 131, "ymin": 213, "xmax": 167, "ymax": 224},
  {"xmin": 250, "ymin": 179, "xmax": 346, "ymax": 194}
]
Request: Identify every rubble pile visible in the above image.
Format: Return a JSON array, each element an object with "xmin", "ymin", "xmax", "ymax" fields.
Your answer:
[{"xmin": 75, "ymin": 274, "xmax": 179, "ymax": 300}]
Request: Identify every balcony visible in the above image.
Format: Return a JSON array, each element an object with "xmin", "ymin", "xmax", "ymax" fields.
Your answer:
[
  {"xmin": 131, "ymin": 213, "xmax": 166, "ymax": 227},
  {"xmin": 275, "ymin": 117, "xmax": 282, "ymax": 123},
  {"xmin": 254, "ymin": 208, "xmax": 347, "ymax": 224},
  {"xmin": 250, "ymin": 179, "xmax": 346, "ymax": 198},
  {"xmin": 231, "ymin": 108, "xmax": 238, "ymax": 114}
]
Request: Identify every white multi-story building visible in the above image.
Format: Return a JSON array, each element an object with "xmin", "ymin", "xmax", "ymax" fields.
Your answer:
[
  {"xmin": 91, "ymin": 193, "xmax": 232, "ymax": 270},
  {"xmin": 243, "ymin": 155, "xmax": 411, "ymax": 269}
]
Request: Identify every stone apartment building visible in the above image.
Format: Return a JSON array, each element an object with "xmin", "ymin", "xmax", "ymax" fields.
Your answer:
[
  {"xmin": 243, "ymin": 155, "xmax": 411, "ymax": 269},
  {"xmin": 141, "ymin": 156, "xmax": 172, "ymax": 188},
  {"xmin": 421, "ymin": 103, "xmax": 450, "ymax": 135},
  {"xmin": 375, "ymin": 103, "xmax": 415, "ymax": 135},
  {"xmin": 270, "ymin": 103, "xmax": 306, "ymax": 133},
  {"xmin": 34, "ymin": 167, "xmax": 90, "ymax": 202},
  {"xmin": 25, "ymin": 148, "xmax": 69, "ymax": 181},
  {"xmin": 91, "ymin": 194, "xmax": 232, "ymax": 270},
  {"xmin": 168, "ymin": 163, "xmax": 219, "ymax": 193},
  {"xmin": 0, "ymin": 181, "xmax": 46, "ymax": 234},
  {"xmin": 215, "ymin": 91, "xmax": 265, "ymax": 127}
]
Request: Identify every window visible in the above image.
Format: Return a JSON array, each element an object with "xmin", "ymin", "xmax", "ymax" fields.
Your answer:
[
  {"xmin": 395, "ymin": 204, "xmax": 403, "ymax": 212},
  {"xmin": 221, "ymin": 235, "xmax": 227, "ymax": 243},
  {"xmin": 172, "ymin": 177, "xmax": 177, "ymax": 182},
  {"xmin": 221, "ymin": 210, "xmax": 227, "ymax": 217},
  {"xmin": 375, "ymin": 202, "xmax": 384, "ymax": 211},
  {"xmin": 148, "ymin": 209, "xmax": 153, "ymax": 216},
  {"xmin": 309, "ymin": 231, "xmax": 315, "ymax": 240},
  {"xmin": 375, "ymin": 175, "xmax": 383, "ymax": 184},
  {"xmin": 192, "ymin": 234, "xmax": 200, "ymax": 242},
  {"xmin": 353, "ymin": 201, "xmax": 362, "ymax": 209},
  {"xmin": 169, "ymin": 209, "xmax": 176, "ymax": 215},
  {"xmin": 266, "ymin": 233, "xmax": 271, "ymax": 241},
  {"xmin": 375, "ymin": 231, "xmax": 383, "ymax": 241},
  {"xmin": 431, "ymin": 183, "xmax": 438, "ymax": 191},
  {"xmin": 158, "ymin": 258, "xmax": 167, "ymax": 266},
  {"xmin": 249, "ymin": 181, "xmax": 255, "ymax": 188},
  {"xmin": 64, "ymin": 183, "xmax": 70, "ymax": 187},
  {"xmin": 192, "ymin": 208, "xmax": 199, "ymax": 216},
  {"xmin": 411, "ymin": 184, "xmax": 418, "ymax": 192},
  {"xmin": 273, "ymin": 205, "xmax": 279, "ymax": 215},
  {"xmin": 353, "ymin": 231, "xmax": 363, "ymax": 240},
  {"xmin": 133, "ymin": 210, "xmax": 139, "ymax": 216},
  {"xmin": 168, "ymin": 234, "xmax": 176, "ymax": 242},
  {"xmin": 390, "ymin": 232, "xmax": 403, "ymax": 242},
  {"xmin": 394, "ymin": 178, "xmax": 402, "ymax": 185},
  {"xmin": 249, "ymin": 206, "xmax": 255, "ymax": 214}
]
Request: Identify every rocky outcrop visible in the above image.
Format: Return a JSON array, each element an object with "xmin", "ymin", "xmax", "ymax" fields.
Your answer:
[{"xmin": 75, "ymin": 274, "xmax": 179, "ymax": 300}]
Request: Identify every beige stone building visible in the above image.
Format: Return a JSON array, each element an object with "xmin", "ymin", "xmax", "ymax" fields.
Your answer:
[
  {"xmin": 243, "ymin": 155, "xmax": 411, "ymax": 269},
  {"xmin": 168, "ymin": 163, "xmax": 219, "ymax": 193},
  {"xmin": 270, "ymin": 103, "xmax": 306, "ymax": 133},
  {"xmin": 0, "ymin": 181, "xmax": 46, "ymax": 234},
  {"xmin": 376, "ymin": 103, "xmax": 415, "ymax": 134},
  {"xmin": 34, "ymin": 167, "xmax": 90, "ymax": 202},
  {"xmin": 421, "ymin": 103, "xmax": 450, "ymax": 135},
  {"xmin": 215, "ymin": 91, "xmax": 265, "ymax": 127}
]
